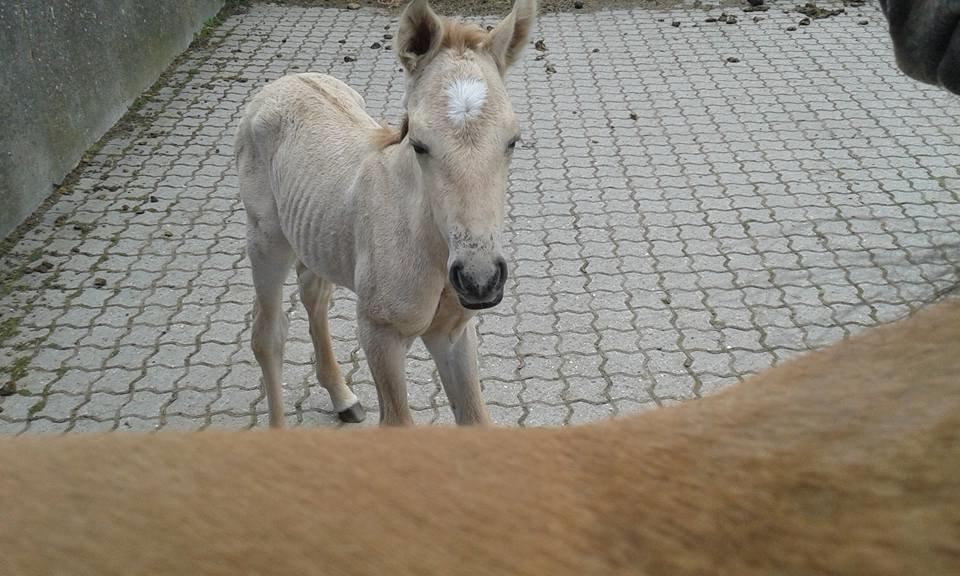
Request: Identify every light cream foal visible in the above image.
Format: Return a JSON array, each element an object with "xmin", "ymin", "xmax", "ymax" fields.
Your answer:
[
  {"xmin": 236, "ymin": 0, "xmax": 536, "ymax": 426},
  {"xmin": 2, "ymin": 299, "xmax": 958, "ymax": 574}
]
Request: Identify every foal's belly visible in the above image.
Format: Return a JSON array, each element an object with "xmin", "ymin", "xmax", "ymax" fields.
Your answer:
[
  {"xmin": 270, "ymin": 95, "xmax": 375, "ymax": 291},
  {"xmin": 275, "ymin": 181, "xmax": 359, "ymax": 291},
  {"xmin": 300, "ymin": 237, "xmax": 357, "ymax": 292}
]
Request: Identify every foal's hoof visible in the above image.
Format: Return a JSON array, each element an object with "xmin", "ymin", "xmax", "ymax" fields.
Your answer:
[{"xmin": 338, "ymin": 402, "xmax": 366, "ymax": 424}]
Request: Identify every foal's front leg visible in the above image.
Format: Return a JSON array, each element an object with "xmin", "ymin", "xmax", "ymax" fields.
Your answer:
[
  {"xmin": 358, "ymin": 320, "xmax": 415, "ymax": 426},
  {"xmin": 296, "ymin": 263, "xmax": 365, "ymax": 424},
  {"xmin": 421, "ymin": 318, "xmax": 491, "ymax": 426}
]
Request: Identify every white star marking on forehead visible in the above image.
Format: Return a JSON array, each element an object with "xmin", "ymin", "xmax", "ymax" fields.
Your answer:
[{"xmin": 446, "ymin": 77, "xmax": 487, "ymax": 125}]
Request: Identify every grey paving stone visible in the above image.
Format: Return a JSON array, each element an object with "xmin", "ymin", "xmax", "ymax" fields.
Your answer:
[
  {"xmin": 0, "ymin": 419, "xmax": 28, "ymax": 435},
  {"xmin": 210, "ymin": 387, "xmax": 261, "ymax": 415},
  {"xmin": 206, "ymin": 412, "xmax": 255, "ymax": 430},
  {"xmin": 118, "ymin": 416, "xmax": 162, "ymax": 433},
  {"xmin": 0, "ymin": 393, "xmax": 40, "ymax": 421},
  {"xmin": 76, "ymin": 391, "xmax": 129, "ymax": 421},
  {"xmin": 568, "ymin": 401, "xmax": 615, "ymax": 425},
  {"xmin": 522, "ymin": 403, "xmax": 570, "ymax": 427},
  {"xmin": 165, "ymin": 389, "xmax": 214, "ymax": 418},
  {"xmin": 89, "ymin": 368, "xmax": 142, "ymax": 394},
  {"xmin": 116, "ymin": 390, "xmax": 170, "ymax": 419},
  {"xmin": 652, "ymin": 373, "xmax": 698, "ymax": 401},
  {"xmin": 69, "ymin": 417, "xmax": 118, "ymax": 434},
  {"xmin": 26, "ymin": 418, "xmax": 72, "ymax": 436},
  {"xmin": 159, "ymin": 414, "xmax": 205, "ymax": 432},
  {"xmin": 613, "ymin": 398, "xmax": 659, "ymax": 416},
  {"xmin": 34, "ymin": 392, "xmax": 85, "ymax": 421},
  {"xmin": 488, "ymin": 404, "xmax": 525, "ymax": 427}
]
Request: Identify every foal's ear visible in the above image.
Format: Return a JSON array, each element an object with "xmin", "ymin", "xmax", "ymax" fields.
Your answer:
[
  {"xmin": 484, "ymin": 0, "xmax": 537, "ymax": 73},
  {"xmin": 397, "ymin": 0, "xmax": 444, "ymax": 74}
]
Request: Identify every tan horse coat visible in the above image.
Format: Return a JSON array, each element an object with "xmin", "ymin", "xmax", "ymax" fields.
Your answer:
[{"xmin": 2, "ymin": 299, "xmax": 958, "ymax": 575}]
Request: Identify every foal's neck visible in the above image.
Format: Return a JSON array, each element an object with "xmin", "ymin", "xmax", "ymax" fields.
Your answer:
[{"xmin": 380, "ymin": 136, "xmax": 449, "ymax": 269}]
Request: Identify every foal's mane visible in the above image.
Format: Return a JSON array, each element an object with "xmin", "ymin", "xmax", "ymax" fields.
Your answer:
[
  {"xmin": 440, "ymin": 18, "xmax": 488, "ymax": 53},
  {"xmin": 373, "ymin": 115, "xmax": 409, "ymax": 149}
]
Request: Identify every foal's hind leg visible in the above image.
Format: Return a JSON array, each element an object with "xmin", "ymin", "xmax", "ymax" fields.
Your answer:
[
  {"xmin": 296, "ymin": 263, "xmax": 364, "ymax": 423},
  {"xmin": 247, "ymin": 225, "xmax": 295, "ymax": 428}
]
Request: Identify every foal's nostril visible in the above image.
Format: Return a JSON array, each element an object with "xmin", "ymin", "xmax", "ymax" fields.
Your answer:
[
  {"xmin": 495, "ymin": 257, "xmax": 508, "ymax": 289},
  {"xmin": 476, "ymin": 257, "xmax": 507, "ymax": 298},
  {"xmin": 449, "ymin": 260, "xmax": 466, "ymax": 293},
  {"xmin": 485, "ymin": 257, "xmax": 508, "ymax": 294}
]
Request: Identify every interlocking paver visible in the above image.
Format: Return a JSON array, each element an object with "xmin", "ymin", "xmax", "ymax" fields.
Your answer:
[
  {"xmin": 1, "ymin": 2, "xmax": 959, "ymax": 433},
  {"xmin": 68, "ymin": 417, "xmax": 118, "ymax": 434}
]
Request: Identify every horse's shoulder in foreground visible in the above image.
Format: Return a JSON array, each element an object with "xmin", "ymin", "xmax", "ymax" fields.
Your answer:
[
  {"xmin": 2, "ymin": 301, "xmax": 958, "ymax": 575},
  {"xmin": 574, "ymin": 298, "xmax": 960, "ymax": 574}
]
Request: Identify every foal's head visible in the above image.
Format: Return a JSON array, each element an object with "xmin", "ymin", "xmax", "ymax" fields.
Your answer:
[{"xmin": 396, "ymin": 0, "xmax": 535, "ymax": 310}]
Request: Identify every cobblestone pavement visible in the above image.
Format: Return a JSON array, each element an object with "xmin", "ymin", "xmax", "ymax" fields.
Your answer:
[{"xmin": 2, "ymin": 1, "xmax": 959, "ymax": 435}]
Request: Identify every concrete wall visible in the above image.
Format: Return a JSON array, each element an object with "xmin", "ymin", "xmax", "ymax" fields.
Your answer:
[{"xmin": 0, "ymin": 0, "xmax": 223, "ymax": 239}]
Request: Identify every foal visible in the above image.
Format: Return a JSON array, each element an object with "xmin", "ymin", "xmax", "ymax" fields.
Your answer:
[{"xmin": 236, "ymin": 0, "xmax": 536, "ymax": 426}]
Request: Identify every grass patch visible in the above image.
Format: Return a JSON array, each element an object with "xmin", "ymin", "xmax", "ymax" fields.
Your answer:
[
  {"xmin": 27, "ymin": 397, "xmax": 46, "ymax": 417},
  {"xmin": 193, "ymin": 15, "xmax": 225, "ymax": 47},
  {"xmin": 1, "ymin": 356, "xmax": 31, "ymax": 397},
  {"xmin": 0, "ymin": 248, "xmax": 46, "ymax": 298},
  {"xmin": 193, "ymin": 1, "xmax": 249, "ymax": 46},
  {"xmin": 3, "ymin": 357, "xmax": 30, "ymax": 381},
  {"xmin": 0, "ymin": 264, "xmax": 28, "ymax": 299},
  {"xmin": 0, "ymin": 316, "xmax": 21, "ymax": 347}
]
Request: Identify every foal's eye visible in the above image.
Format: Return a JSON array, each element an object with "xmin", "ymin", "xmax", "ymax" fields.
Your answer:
[
  {"xmin": 507, "ymin": 138, "xmax": 519, "ymax": 152},
  {"xmin": 411, "ymin": 141, "xmax": 429, "ymax": 155}
]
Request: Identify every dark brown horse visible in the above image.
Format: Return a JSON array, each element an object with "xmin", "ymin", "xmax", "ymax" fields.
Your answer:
[{"xmin": 880, "ymin": 0, "xmax": 960, "ymax": 93}]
